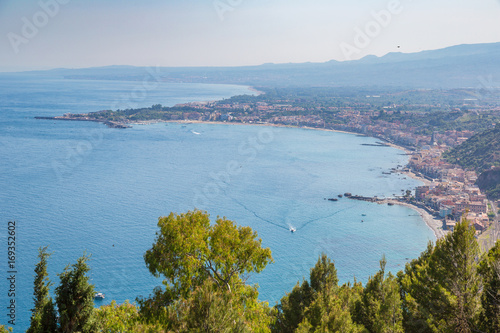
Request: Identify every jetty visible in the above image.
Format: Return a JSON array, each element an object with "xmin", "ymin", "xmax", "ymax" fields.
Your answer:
[
  {"xmin": 35, "ymin": 116, "xmax": 131, "ymax": 128},
  {"xmin": 347, "ymin": 195, "xmax": 381, "ymax": 203}
]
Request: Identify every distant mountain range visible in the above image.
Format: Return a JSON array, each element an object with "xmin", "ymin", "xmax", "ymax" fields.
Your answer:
[{"xmin": 14, "ymin": 42, "xmax": 500, "ymax": 89}]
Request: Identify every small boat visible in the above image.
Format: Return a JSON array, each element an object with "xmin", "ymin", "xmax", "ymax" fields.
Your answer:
[
  {"xmin": 361, "ymin": 214, "xmax": 367, "ymax": 216},
  {"xmin": 94, "ymin": 292, "xmax": 105, "ymax": 300},
  {"xmin": 338, "ymin": 194, "xmax": 343, "ymax": 198},
  {"xmin": 327, "ymin": 198, "xmax": 338, "ymax": 202},
  {"xmin": 387, "ymin": 202, "xmax": 394, "ymax": 206},
  {"xmin": 290, "ymin": 227, "xmax": 296, "ymax": 233}
]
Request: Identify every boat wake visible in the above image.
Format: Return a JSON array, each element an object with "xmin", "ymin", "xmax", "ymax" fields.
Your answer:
[
  {"xmin": 299, "ymin": 204, "xmax": 356, "ymax": 230},
  {"xmin": 227, "ymin": 195, "xmax": 289, "ymax": 231}
]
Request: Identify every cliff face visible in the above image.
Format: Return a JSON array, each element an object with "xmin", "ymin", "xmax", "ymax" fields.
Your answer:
[{"xmin": 476, "ymin": 168, "xmax": 500, "ymax": 200}]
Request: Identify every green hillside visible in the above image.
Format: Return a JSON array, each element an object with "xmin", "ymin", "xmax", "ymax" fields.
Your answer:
[
  {"xmin": 443, "ymin": 123, "xmax": 500, "ymax": 173},
  {"xmin": 443, "ymin": 123, "xmax": 500, "ymax": 199}
]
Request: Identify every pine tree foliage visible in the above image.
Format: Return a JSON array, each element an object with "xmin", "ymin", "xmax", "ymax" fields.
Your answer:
[
  {"xmin": 144, "ymin": 210, "xmax": 273, "ymax": 298},
  {"xmin": 398, "ymin": 219, "xmax": 482, "ymax": 332},
  {"xmin": 95, "ymin": 300, "xmax": 166, "ymax": 333},
  {"xmin": 353, "ymin": 256, "xmax": 403, "ymax": 333},
  {"xmin": 140, "ymin": 210, "xmax": 273, "ymax": 331},
  {"xmin": 0, "ymin": 325, "xmax": 12, "ymax": 333},
  {"xmin": 158, "ymin": 279, "xmax": 272, "ymax": 333},
  {"xmin": 273, "ymin": 254, "xmax": 365, "ymax": 333},
  {"xmin": 479, "ymin": 241, "xmax": 500, "ymax": 332}
]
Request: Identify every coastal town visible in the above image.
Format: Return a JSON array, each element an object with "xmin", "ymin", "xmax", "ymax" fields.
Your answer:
[{"xmin": 41, "ymin": 88, "xmax": 500, "ymax": 243}]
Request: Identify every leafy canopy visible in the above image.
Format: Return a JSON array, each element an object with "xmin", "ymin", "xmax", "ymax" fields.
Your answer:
[{"xmin": 144, "ymin": 210, "xmax": 273, "ymax": 298}]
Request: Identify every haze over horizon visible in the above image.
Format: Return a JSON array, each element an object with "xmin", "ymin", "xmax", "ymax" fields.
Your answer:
[{"xmin": 1, "ymin": 0, "xmax": 499, "ymax": 72}]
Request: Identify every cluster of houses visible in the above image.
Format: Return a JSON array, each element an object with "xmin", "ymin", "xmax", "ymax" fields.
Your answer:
[{"xmin": 409, "ymin": 146, "xmax": 492, "ymax": 233}]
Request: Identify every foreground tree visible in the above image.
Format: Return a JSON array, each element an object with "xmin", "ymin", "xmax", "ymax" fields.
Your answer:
[
  {"xmin": 0, "ymin": 325, "xmax": 12, "ymax": 333},
  {"xmin": 479, "ymin": 241, "xmax": 500, "ymax": 332},
  {"xmin": 273, "ymin": 254, "xmax": 364, "ymax": 333},
  {"xmin": 140, "ymin": 210, "xmax": 273, "ymax": 331},
  {"xmin": 162, "ymin": 279, "xmax": 272, "ymax": 332},
  {"xmin": 27, "ymin": 247, "xmax": 58, "ymax": 333},
  {"xmin": 353, "ymin": 256, "xmax": 403, "ymax": 333},
  {"xmin": 144, "ymin": 210, "xmax": 273, "ymax": 298},
  {"xmin": 95, "ymin": 300, "xmax": 165, "ymax": 333},
  {"xmin": 398, "ymin": 219, "xmax": 481, "ymax": 332},
  {"xmin": 55, "ymin": 254, "xmax": 97, "ymax": 333},
  {"xmin": 272, "ymin": 274, "xmax": 314, "ymax": 332}
]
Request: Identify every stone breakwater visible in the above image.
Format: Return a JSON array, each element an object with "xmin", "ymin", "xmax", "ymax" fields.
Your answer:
[{"xmin": 34, "ymin": 116, "xmax": 131, "ymax": 128}]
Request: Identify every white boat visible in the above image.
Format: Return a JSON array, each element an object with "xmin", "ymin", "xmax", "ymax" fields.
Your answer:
[
  {"xmin": 94, "ymin": 292, "xmax": 105, "ymax": 299},
  {"xmin": 290, "ymin": 227, "xmax": 296, "ymax": 233}
]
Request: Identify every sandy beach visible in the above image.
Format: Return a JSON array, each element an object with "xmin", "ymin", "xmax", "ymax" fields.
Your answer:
[{"xmin": 378, "ymin": 199, "xmax": 448, "ymax": 239}]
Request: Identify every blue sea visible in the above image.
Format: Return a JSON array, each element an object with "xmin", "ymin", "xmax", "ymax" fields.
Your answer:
[{"xmin": 0, "ymin": 74, "xmax": 435, "ymax": 331}]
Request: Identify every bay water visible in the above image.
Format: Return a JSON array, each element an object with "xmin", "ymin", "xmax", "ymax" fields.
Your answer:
[{"xmin": 0, "ymin": 74, "xmax": 435, "ymax": 331}]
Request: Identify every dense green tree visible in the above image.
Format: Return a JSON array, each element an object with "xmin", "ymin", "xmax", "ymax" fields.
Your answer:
[
  {"xmin": 27, "ymin": 246, "xmax": 58, "ymax": 333},
  {"xmin": 432, "ymin": 219, "xmax": 481, "ymax": 331},
  {"xmin": 353, "ymin": 256, "xmax": 403, "ymax": 333},
  {"xmin": 273, "ymin": 254, "xmax": 365, "ymax": 333},
  {"xmin": 398, "ymin": 219, "xmax": 481, "ymax": 332},
  {"xmin": 141, "ymin": 210, "xmax": 273, "ymax": 330},
  {"xmin": 0, "ymin": 325, "xmax": 12, "ymax": 333},
  {"xmin": 55, "ymin": 254, "xmax": 97, "ymax": 333},
  {"xmin": 397, "ymin": 243, "xmax": 435, "ymax": 332},
  {"xmin": 309, "ymin": 254, "xmax": 339, "ymax": 293},
  {"xmin": 144, "ymin": 210, "xmax": 273, "ymax": 298},
  {"xmin": 273, "ymin": 279, "xmax": 314, "ymax": 332},
  {"xmin": 478, "ymin": 241, "xmax": 500, "ymax": 332},
  {"xmin": 95, "ymin": 300, "xmax": 165, "ymax": 333},
  {"xmin": 160, "ymin": 279, "xmax": 272, "ymax": 332},
  {"xmin": 297, "ymin": 282, "xmax": 365, "ymax": 333}
]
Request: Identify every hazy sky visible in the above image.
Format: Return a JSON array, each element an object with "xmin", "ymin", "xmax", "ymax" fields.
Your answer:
[{"xmin": 1, "ymin": 0, "xmax": 499, "ymax": 71}]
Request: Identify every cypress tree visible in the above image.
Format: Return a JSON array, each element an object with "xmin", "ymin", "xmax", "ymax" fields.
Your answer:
[
  {"xmin": 55, "ymin": 254, "xmax": 97, "ymax": 333},
  {"xmin": 27, "ymin": 246, "xmax": 57, "ymax": 333}
]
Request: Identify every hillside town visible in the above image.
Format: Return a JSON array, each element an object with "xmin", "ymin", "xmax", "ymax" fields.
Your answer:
[{"xmin": 409, "ymin": 147, "xmax": 497, "ymax": 234}]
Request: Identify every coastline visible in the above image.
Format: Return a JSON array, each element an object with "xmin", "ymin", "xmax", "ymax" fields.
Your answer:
[
  {"xmin": 135, "ymin": 119, "xmax": 372, "ymax": 136},
  {"xmin": 376, "ymin": 199, "xmax": 447, "ymax": 239},
  {"xmin": 37, "ymin": 102, "xmax": 443, "ymax": 239}
]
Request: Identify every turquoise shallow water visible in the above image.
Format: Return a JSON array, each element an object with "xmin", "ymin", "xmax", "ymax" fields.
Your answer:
[{"xmin": 0, "ymin": 75, "xmax": 434, "ymax": 331}]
